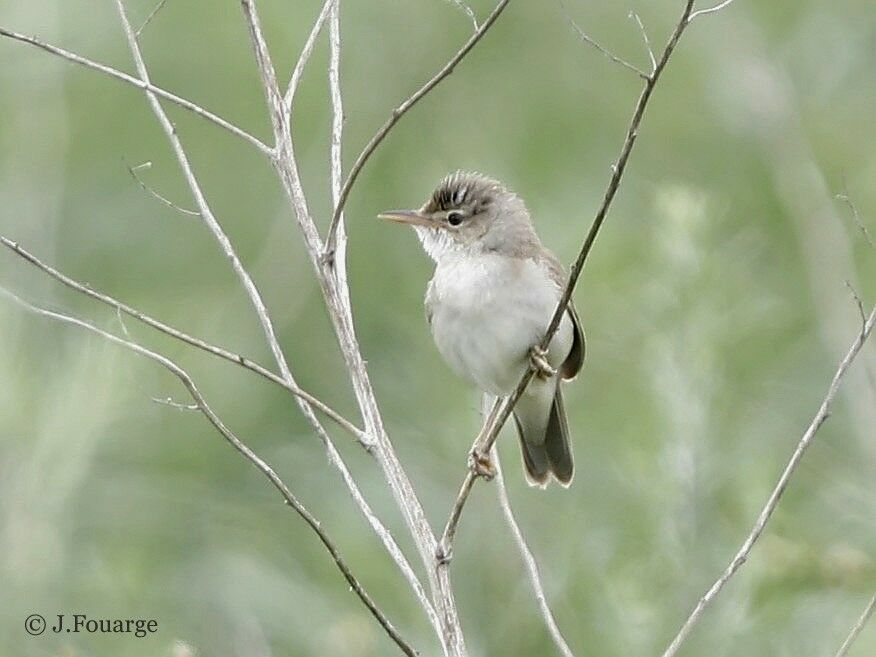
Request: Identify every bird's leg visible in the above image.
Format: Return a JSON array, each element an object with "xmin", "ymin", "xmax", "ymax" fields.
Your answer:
[
  {"xmin": 467, "ymin": 395, "xmax": 501, "ymax": 480},
  {"xmin": 529, "ymin": 344, "xmax": 557, "ymax": 380}
]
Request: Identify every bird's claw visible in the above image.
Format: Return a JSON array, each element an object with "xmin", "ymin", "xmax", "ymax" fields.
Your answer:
[
  {"xmin": 467, "ymin": 448, "xmax": 496, "ymax": 480},
  {"xmin": 529, "ymin": 345, "xmax": 557, "ymax": 380}
]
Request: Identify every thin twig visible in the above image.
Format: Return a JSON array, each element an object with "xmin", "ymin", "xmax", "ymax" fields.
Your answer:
[
  {"xmin": 0, "ymin": 235, "xmax": 365, "ymax": 442},
  {"xmin": 687, "ymin": 0, "xmax": 738, "ymax": 23},
  {"xmin": 557, "ymin": 0, "xmax": 649, "ymax": 80},
  {"xmin": 0, "ymin": 286, "xmax": 417, "ymax": 657},
  {"xmin": 440, "ymin": 0, "xmax": 699, "ymax": 562},
  {"xmin": 836, "ymin": 177, "xmax": 874, "ymax": 248},
  {"xmin": 630, "ymin": 11, "xmax": 657, "ymax": 74},
  {"xmin": 323, "ymin": 0, "xmax": 511, "ymax": 256},
  {"xmin": 135, "ymin": 0, "xmax": 168, "ymax": 38},
  {"xmin": 0, "ymin": 27, "xmax": 272, "ymax": 156},
  {"xmin": 834, "ymin": 594, "xmax": 876, "ymax": 657},
  {"xmin": 126, "ymin": 161, "xmax": 200, "ymax": 217},
  {"xmin": 283, "ymin": 0, "xmax": 333, "ymax": 115},
  {"xmin": 660, "ymin": 306, "xmax": 876, "ymax": 657},
  {"xmin": 494, "ymin": 451, "xmax": 575, "ymax": 657}
]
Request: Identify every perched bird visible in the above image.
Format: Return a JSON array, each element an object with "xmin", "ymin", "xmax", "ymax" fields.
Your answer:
[{"xmin": 379, "ymin": 171, "xmax": 584, "ymax": 487}]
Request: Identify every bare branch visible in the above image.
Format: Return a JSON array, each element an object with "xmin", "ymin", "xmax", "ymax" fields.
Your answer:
[
  {"xmin": 834, "ymin": 594, "xmax": 876, "ymax": 657},
  {"xmin": 0, "ymin": 27, "xmax": 272, "ymax": 156},
  {"xmin": 283, "ymin": 0, "xmax": 333, "ymax": 115},
  {"xmin": 135, "ymin": 0, "xmax": 168, "ymax": 38},
  {"xmin": 328, "ymin": 0, "xmax": 347, "ymax": 279},
  {"xmin": 126, "ymin": 160, "xmax": 200, "ymax": 217},
  {"xmin": 440, "ymin": 0, "xmax": 699, "ymax": 561},
  {"xmin": 233, "ymin": 1, "xmax": 450, "ymax": 642},
  {"xmin": 660, "ymin": 306, "xmax": 876, "ymax": 657},
  {"xmin": 688, "ymin": 0, "xmax": 738, "ymax": 23},
  {"xmin": 239, "ymin": 0, "xmax": 286, "ymax": 143},
  {"xmin": 0, "ymin": 235, "xmax": 365, "ymax": 442},
  {"xmin": 239, "ymin": 0, "xmax": 466, "ymax": 649},
  {"xmin": 494, "ymin": 451, "xmax": 575, "ymax": 657},
  {"xmin": 323, "ymin": 0, "xmax": 511, "ymax": 255},
  {"xmin": 557, "ymin": 0, "xmax": 649, "ymax": 80},
  {"xmin": 0, "ymin": 286, "xmax": 417, "ymax": 657},
  {"xmin": 629, "ymin": 11, "xmax": 657, "ymax": 74}
]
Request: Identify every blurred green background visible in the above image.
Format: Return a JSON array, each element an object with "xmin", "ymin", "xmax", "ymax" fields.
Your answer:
[{"xmin": 1, "ymin": 1, "xmax": 874, "ymax": 656}]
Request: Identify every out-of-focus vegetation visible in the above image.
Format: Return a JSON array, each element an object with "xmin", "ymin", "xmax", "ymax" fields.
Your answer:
[{"xmin": 1, "ymin": 1, "xmax": 874, "ymax": 656}]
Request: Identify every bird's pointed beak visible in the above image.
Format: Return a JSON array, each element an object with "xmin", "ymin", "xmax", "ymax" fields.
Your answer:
[{"xmin": 377, "ymin": 210, "xmax": 436, "ymax": 228}]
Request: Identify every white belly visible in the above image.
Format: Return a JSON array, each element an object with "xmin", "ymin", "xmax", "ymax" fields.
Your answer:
[{"xmin": 426, "ymin": 254, "xmax": 573, "ymax": 395}]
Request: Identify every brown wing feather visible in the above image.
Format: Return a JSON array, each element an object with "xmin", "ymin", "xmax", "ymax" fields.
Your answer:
[{"xmin": 539, "ymin": 251, "xmax": 586, "ymax": 380}]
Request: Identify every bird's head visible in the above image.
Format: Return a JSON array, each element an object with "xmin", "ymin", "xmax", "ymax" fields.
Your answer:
[{"xmin": 379, "ymin": 171, "xmax": 538, "ymax": 261}]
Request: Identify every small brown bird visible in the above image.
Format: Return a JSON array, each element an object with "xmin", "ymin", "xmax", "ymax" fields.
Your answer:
[{"xmin": 379, "ymin": 172, "xmax": 584, "ymax": 487}]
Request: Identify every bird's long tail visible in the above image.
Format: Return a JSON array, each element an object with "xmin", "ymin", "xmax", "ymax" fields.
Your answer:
[{"xmin": 513, "ymin": 384, "xmax": 574, "ymax": 488}]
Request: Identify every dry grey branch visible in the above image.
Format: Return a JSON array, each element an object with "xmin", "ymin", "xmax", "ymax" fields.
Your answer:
[
  {"xmin": 834, "ymin": 594, "xmax": 876, "ymax": 657},
  {"xmin": 660, "ymin": 306, "xmax": 876, "ymax": 657},
  {"xmin": 494, "ymin": 451, "xmax": 575, "ymax": 657},
  {"xmin": 0, "ymin": 286, "xmax": 417, "ymax": 657},
  {"xmin": 557, "ymin": 0, "xmax": 649, "ymax": 80},
  {"xmin": 283, "ymin": 0, "xmax": 333, "ymax": 115},
  {"xmin": 440, "ymin": 0, "xmax": 699, "ymax": 562},
  {"xmin": 0, "ymin": 236, "xmax": 364, "ymax": 442},
  {"xmin": 238, "ymin": 0, "xmax": 453, "ymax": 647},
  {"xmin": 323, "ymin": 0, "xmax": 511, "ymax": 255},
  {"xmin": 0, "ymin": 27, "xmax": 271, "ymax": 155}
]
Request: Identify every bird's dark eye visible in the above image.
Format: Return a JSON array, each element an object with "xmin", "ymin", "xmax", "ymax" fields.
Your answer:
[{"xmin": 447, "ymin": 211, "xmax": 463, "ymax": 226}]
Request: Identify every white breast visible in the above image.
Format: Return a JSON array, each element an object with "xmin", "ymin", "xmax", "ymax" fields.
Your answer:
[{"xmin": 426, "ymin": 253, "xmax": 573, "ymax": 395}]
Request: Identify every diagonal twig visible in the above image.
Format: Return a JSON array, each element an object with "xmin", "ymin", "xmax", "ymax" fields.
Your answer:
[
  {"xmin": 135, "ymin": 0, "xmax": 168, "ymax": 38},
  {"xmin": 323, "ymin": 0, "xmax": 511, "ymax": 256},
  {"xmin": 0, "ymin": 286, "xmax": 417, "ymax": 657},
  {"xmin": 283, "ymin": 0, "xmax": 333, "ymax": 115},
  {"xmin": 834, "ymin": 594, "xmax": 876, "ymax": 657},
  {"xmin": 557, "ymin": 0, "xmax": 649, "ymax": 80},
  {"xmin": 630, "ymin": 11, "xmax": 657, "ymax": 75},
  {"xmin": 439, "ymin": 0, "xmax": 699, "ymax": 563},
  {"xmin": 494, "ymin": 451, "xmax": 575, "ymax": 657},
  {"xmin": 126, "ymin": 160, "xmax": 200, "ymax": 217},
  {"xmin": 0, "ymin": 26, "xmax": 272, "ymax": 156},
  {"xmin": 661, "ymin": 306, "xmax": 876, "ymax": 657}
]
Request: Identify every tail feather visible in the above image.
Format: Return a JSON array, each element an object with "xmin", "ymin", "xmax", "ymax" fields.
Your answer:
[
  {"xmin": 545, "ymin": 387, "xmax": 574, "ymax": 486},
  {"xmin": 513, "ymin": 384, "xmax": 574, "ymax": 488},
  {"xmin": 514, "ymin": 413, "xmax": 551, "ymax": 487}
]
